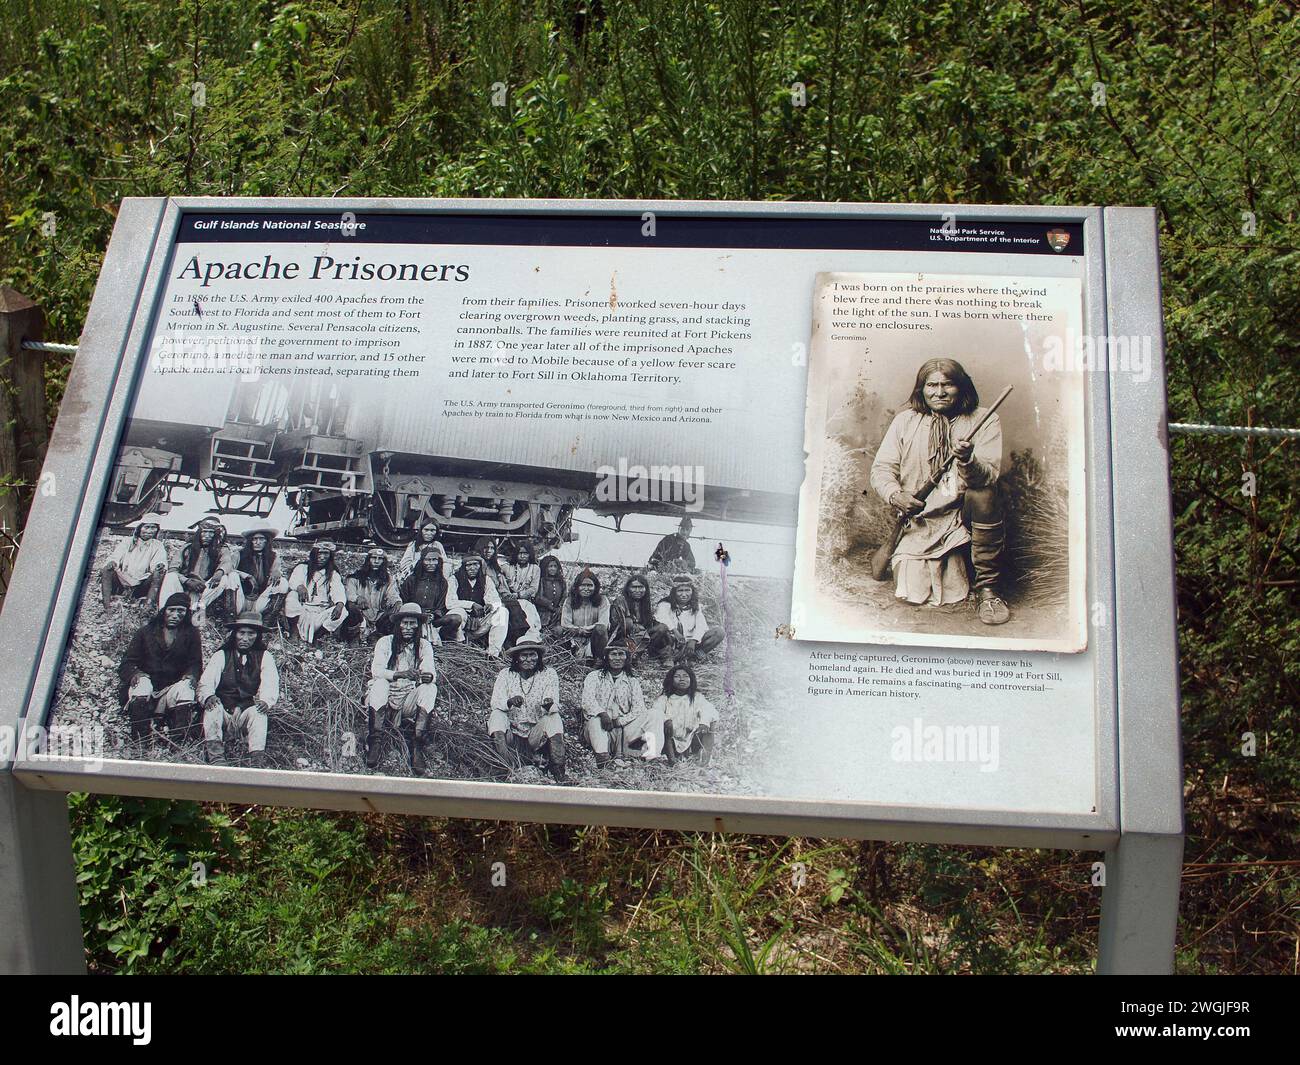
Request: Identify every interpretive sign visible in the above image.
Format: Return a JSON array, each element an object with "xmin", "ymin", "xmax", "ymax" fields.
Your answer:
[{"xmin": 1, "ymin": 199, "xmax": 1181, "ymax": 972}]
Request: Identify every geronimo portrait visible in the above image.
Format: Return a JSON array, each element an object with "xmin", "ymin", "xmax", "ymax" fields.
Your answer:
[
  {"xmin": 868, "ymin": 358, "xmax": 1011, "ymax": 626},
  {"xmin": 793, "ymin": 270, "xmax": 1088, "ymax": 653}
]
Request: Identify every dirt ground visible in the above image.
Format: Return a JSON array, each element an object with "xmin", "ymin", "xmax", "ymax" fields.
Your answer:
[{"xmin": 820, "ymin": 546, "xmax": 1069, "ymax": 642}]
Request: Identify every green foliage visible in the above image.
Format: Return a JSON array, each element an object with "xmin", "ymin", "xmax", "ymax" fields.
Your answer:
[
  {"xmin": 681, "ymin": 838, "xmax": 794, "ymax": 974},
  {"xmin": 7, "ymin": 0, "xmax": 1298, "ymax": 974},
  {"xmin": 69, "ymin": 793, "xmax": 235, "ymax": 971},
  {"xmin": 71, "ymin": 795, "xmax": 533, "ymax": 973},
  {"xmin": 532, "ymin": 876, "xmax": 613, "ymax": 956}
]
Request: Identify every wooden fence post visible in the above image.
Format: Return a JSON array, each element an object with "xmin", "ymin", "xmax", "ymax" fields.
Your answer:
[{"xmin": 0, "ymin": 287, "xmax": 48, "ymax": 602}]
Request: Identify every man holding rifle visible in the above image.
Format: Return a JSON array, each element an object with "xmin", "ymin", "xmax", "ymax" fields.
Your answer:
[{"xmin": 868, "ymin": 358, "xmax": 1011, "ymax": 625}]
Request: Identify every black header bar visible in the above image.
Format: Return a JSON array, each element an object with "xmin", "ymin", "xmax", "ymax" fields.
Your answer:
[{"xmin": 177, "ymin": 211, "xmax": 1085, "ymax": 256}]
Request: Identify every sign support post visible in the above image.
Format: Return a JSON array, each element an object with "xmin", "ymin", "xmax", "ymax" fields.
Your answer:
[
  {"xmin": 0, "ymin": 774, "xmax": 84, "ymax": 974},
  {"xmin": 1, "ymin": 289, "xmax": 82, "ymax": 975},
  {"xmin": 1098, "ymin": 832, "xmax": 1184, "ymax": 974},
  {"xmin": 1096, "ymin": 207, "xmax": 1185, "ymax": 974}
]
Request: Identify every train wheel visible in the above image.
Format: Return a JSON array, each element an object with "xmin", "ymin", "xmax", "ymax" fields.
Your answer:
[
  {"xmin": 103, "ymin": 484, "xmax": 166, "ymax": 528},
  {"xmin": 369, "ymin": 496, "xmax": 416, "ymax": 548}
]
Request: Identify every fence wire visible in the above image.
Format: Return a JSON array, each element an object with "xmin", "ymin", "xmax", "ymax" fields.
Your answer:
[
  {"xmin": 1169, "ymin": 422, "xmax": 1300, "ymax": 440},
  {"xmin": 19, "ymin": 339, "xmax": 79, "ymax": 355}
]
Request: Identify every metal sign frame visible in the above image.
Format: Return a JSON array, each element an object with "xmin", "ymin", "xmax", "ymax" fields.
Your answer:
[{"xmin": 0, "ymin": 198, "xmax": 1181, "ymax": 973}]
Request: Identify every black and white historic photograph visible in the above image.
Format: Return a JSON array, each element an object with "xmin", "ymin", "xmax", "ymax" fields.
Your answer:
[
  {"xmin": 793, "ymin": 271, "xmax": 1088, "ymax": 652},
  {"xmin": 47, "ymin": 373, "xmax": 794, "ymax": 793}
]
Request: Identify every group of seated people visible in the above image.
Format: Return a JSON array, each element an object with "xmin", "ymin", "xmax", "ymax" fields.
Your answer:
[
  {"xmin": 114, "ymin": 593, "xmax": 278, "ymax": 768},
  {"xmin": 103, "ymin": 515, "xmax": 726, "ymax": 779}
]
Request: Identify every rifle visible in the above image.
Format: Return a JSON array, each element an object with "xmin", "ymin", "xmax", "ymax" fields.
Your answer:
[{"xmin": 866, "ymin": 385, "xmax": 1013, "ymax": 582}]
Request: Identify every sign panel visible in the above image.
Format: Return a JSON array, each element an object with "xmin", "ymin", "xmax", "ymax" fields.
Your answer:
[{"xmin": 4, "ymin": 199, "xmax": 1152, "ymax": 847}]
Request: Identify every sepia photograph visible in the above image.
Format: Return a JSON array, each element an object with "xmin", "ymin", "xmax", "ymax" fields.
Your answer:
[{"xmin": 793, "ymin": 272, "xmax": 1088, "ymax": 652}]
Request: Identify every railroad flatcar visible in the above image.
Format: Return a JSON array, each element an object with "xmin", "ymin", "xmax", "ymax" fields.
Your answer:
[{"xmin": 105, "ymin": 375, "xmax": 796, "ymax": 549}]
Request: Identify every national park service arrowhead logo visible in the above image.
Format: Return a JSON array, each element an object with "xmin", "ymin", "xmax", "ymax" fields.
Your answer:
[{"xmin": 1046, "ymin": 228, "xmax": 1071, "ymax": 252}]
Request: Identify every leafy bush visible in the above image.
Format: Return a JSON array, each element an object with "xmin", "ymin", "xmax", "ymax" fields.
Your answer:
[{"xmin": 70, "ymin": 793, "xmax": 235, "ymax": 972}]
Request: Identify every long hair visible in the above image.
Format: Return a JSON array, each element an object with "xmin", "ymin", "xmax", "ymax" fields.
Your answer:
[
  {"xmin": 386, "ymin": 626, "xmax": 420, "ymax": 673},
  {"xmin": 181, "ymin": 522, "xmax": 226, "ymax": 572},
  {"xmin": 509, "ymin": 646, "xmax": 546, "ymax": 674},
  {"xmin": 400, "ymin": 546, "xmax": 446, "ymax": 601},
  {"xmin": 598, "ymin": 643, "xmax": 636, "ymax": 678},
  {"xmin": 456, "ymin": 553, "xmax": 488, "ymax": 601},
  {"xmin": 535, "ymin": 553, "xmax": 566, "ymax": 603},
  {"xmin": 354, "ymin": 554, "xmax": 392, "ymax": 588},
  {"xmin": 906, "ymin": 358, "xmax": 979, "ymax": 416},
  {"xmin": 621, "ymin": 574, "xmax": 655, "ymax": 628},
  {"xmin": 569, "ymin": 567, "xmax": 603, "ymax": 609},
  {"xmin": 238, "ymin": 535, "xmax": 277, "ymax": 578},
  {"xmin": 662, "ymin": 663, "xmax": 698, "ymax": 700},
  {"xmin": 659, "ymin": 581, "xmax": 699, "ymax": 614},
  {"xmin": 512, "ymin": 540, "xmax": 537, "ymax": 566},
  {"xmin": 305, "ymin": 545, "xmax": 336, "ymax": 583}
]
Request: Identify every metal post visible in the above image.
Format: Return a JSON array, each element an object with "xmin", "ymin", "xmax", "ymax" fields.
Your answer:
[
  {"xmin": 0, "ymin": 772, "xmax": 85, "ymax": 974},
  {"xmin": 0, "ymin": 207, "xmax": 172, "ymax": 975},
  {"xmin": 0, "ymin": 288, "xmax": 84, "ymax": 973},
  {"xmin": 0, "ymin": 288, "xmax": 49, "ymax": 488},
  {"xmin": 1097, "ymin": 832, "xmax": 1184, "ymax": 974},
  {"xmin": 0, "ymin": 287, "xmax": 48, "ymax": 605},
  {"xmin": 1098, "ymin": 207, "xmax": 1186, "ymax": 974}
]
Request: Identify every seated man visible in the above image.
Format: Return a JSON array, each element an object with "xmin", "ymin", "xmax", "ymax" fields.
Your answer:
[
  {"xmin": 608, "ymin": 572, "xmax": 663, "ymax": 663},
  {"xmin": 117, "ymin": 592, "xmax": 203, "ymax": 744},
  {"xmin": 284, "ymin": 540, "xmax": 349, "ymax": 643},
  {"xmin": 396, "ymin": 519, "xmax": 451, "ymax": 584},
  {"xmin": 650, "ymin": 574, "xmax": 724, "ymax": 663},
  {"xmin": 484, "ymin": 543, "xmax": 510, "ymax": 594},
  {"xmin": 232, "ymin": 523, "xmax": 289, "ymax": 623},
  {"xmin": 453, "ymin": 553, "xmax": 510, "ymax": 658},
  {"xmin": 365, "ymin": 602, "xmax": 438, "ymax": 774},
  {"xmin": 494, "ymin": 540, "xmax": 543, "ymax": 652},
  {"xmin": 580, "ymin": 645, "xmax": 660, "ymax": 764},
  {"xmin": 157, "ymin": 517, "xmax": 237, "ymax": 626},
  {"xmin": 651, "ymin": 664, "xmax": 719, "ymax": 766},
  {"xmin": 100, "ymin": 519, "xmax": 168, "ymax": 609},
  {"xmin": 487, "ymin": 637, "xmax": 565, "ymax": 782},
  {"xmin": 497, "ymin": 541, "xmax": 540, "ymax": 602},
  {"xmin": 533, "ymin": 554, "xmax": 568, "ymax": 631},
  {"xmin": 344, "ymin": 542, "xmax": 401, "ymax": 642},
  {"xmin": 868, "ymin": 357, "xmax": 1010, "ymax": 625},
  {"xmin": 560, "ymin": 567, "xmax": 610, "ymax": 664},
  {"xmin": 198, "ymin": 610, "xmax": 279, "ymax": 767},
  {"xmin": 397, "ymin": 543, "xmax": 466, "ymax": 645}
]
